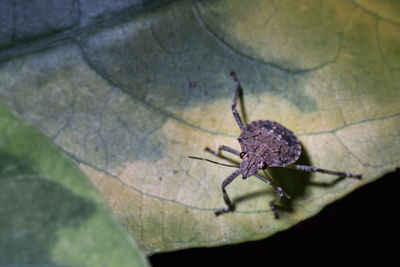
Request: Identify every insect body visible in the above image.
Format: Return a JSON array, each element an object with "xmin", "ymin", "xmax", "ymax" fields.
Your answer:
[
  {"xmin": 189, "ymin": 72, "xmax": 361, "ymax": 218},
  {"xmin": 238, "ymin": 120, "xmax": 301, "ymax": 178}
]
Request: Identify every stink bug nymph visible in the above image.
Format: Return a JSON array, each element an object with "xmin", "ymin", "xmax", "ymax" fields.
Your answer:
[{"xmin": 189, "ymin": 72, "xmax": 361, "ymax": 218}]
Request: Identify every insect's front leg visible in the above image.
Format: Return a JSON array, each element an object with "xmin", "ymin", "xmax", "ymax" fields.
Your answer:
[
  {"xmin": 255, "ymin": 172, "xmax": 291, "ymax": 219},
  {"xmin": 215, "ymin": 169, "xmax": 241, "ymax": 216}
]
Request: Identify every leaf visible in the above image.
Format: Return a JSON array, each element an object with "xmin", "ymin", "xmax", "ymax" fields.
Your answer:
[
  {"xmin": 1, "ymin": 0, "xmax": 400, "ymax": 255},
  {"xmin": 0, "ymin": 105, "xmax": 149, "ymax": 265}
]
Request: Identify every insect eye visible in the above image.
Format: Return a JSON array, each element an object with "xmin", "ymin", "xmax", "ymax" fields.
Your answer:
[
  {"xmin": 260, "ymin": 162, "xmax": 267, "ymax": 169},
  {"xmin": 239, "ymin": 152, "xmax": 246, "ymax": 159}
]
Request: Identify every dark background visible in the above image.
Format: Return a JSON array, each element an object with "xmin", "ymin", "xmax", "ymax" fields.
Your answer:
[{"xmin": 150, "ymin": 168, "xmax": 399, "ymax": 266}]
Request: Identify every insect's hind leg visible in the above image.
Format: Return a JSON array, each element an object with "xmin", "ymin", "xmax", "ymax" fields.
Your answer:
[
  {"xmin": 288, "ymin": 165, "xmax": 362, "ymax": 179},
  {"xmin": 215, "ymin": 169, "xmax": 241, "ymax": 216},
  {"xmin": 230, "ymin": 72, "xmax": 244, "ymax": 130},
  {"xmin": 205, "ymin": 145, "xmax": 241, "ymax": 157}
]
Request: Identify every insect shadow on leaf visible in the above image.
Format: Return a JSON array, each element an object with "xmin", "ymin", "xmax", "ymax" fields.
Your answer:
[{"xmin": 189, "ymin": 72, "xmax": 361, "ymax": 219}]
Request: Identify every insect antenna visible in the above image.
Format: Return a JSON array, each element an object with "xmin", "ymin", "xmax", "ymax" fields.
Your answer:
[{"xmin": 188, "ymin": 156, "xmax": 239, "ymax": 168}]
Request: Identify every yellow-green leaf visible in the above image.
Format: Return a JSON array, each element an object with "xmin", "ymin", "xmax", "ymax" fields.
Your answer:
[{"xmin": 0, "ymin": 0, "xmax": 399, "ymax": 255}]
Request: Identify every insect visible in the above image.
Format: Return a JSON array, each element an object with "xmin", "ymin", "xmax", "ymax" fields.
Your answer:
[{"xmin": 189, "ymin": 72, "xmax": 361, "ymax": 218}]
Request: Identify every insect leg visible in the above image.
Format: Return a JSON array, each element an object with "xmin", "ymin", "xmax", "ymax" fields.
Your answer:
[
  {"xmin": 215, "ymin": 169, "xmax": 241, "ymax": 216},
  {"xmin": 288, "ymin": 165, "xmax": 361, "ymax": 179},
  {"xmin": 230, "ymin": 72, "xmax": 244, "ymax": 130},
  {"xmin": 255, "ymin": 172, "xmax": 290, "ymax": 219},
  {"xmin": 205, "ymin": 145, "xmax": 241, "ymax": 157}
]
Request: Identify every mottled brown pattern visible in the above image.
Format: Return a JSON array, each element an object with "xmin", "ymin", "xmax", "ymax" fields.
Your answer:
[
  {"xmin": 238, "ymin": 120, "xmax": 301, "ymax": 178},
  {"xmin": 190, "ymin": 72, "xmax": 361, "ymax": 217}
]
